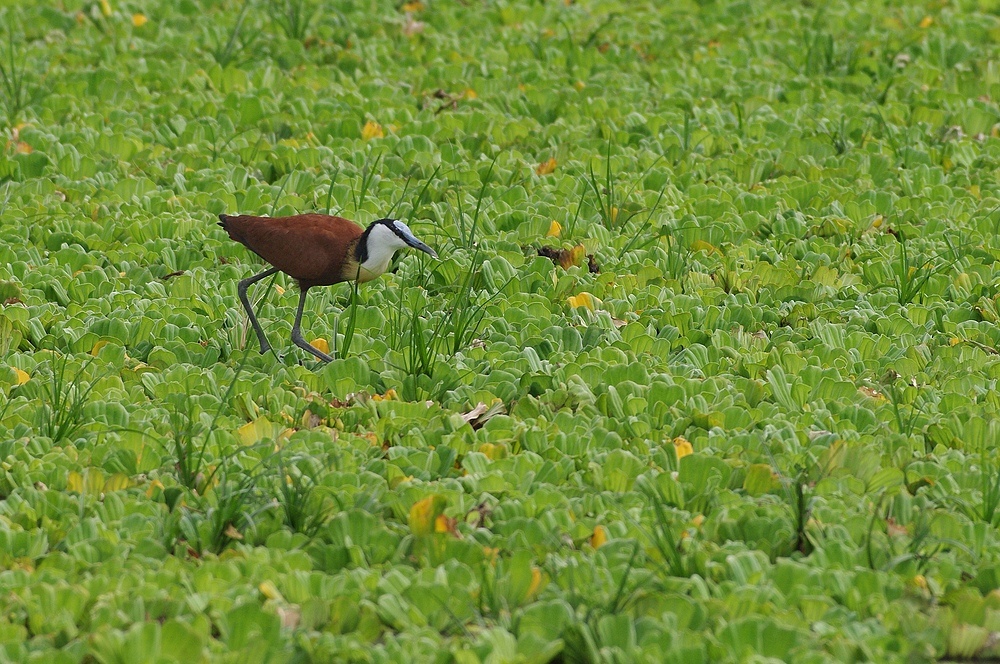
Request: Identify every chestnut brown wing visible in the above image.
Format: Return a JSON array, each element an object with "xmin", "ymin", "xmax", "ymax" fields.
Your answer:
[{"xmin": 219, "ymin": 213, "xmax": 364, "ymax": 286}]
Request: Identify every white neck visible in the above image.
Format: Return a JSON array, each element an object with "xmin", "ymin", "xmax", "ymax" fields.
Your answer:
[{"xmin": 359, "ymin": 224, "xmax": 404, "ymax": 278}]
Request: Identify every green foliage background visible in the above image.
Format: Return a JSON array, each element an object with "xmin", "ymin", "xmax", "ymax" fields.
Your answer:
[{"xmin": 3, "ymin": 0, "xmax": 1000, "ymax": 661}]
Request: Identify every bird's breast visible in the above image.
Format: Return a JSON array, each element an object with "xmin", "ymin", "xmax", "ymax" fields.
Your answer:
[{"xmin": 339, "ymin": 258, "xmax": 381, "ymax": 283}]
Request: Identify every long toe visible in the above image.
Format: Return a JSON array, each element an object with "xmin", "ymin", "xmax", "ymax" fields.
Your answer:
[
  {"xmin": 311, "ymin": 349, "xmax": 334, "ymax": 363},
  {"xmin": 291, "ymin": 335, "xmax": 334, "ymax": 363}
]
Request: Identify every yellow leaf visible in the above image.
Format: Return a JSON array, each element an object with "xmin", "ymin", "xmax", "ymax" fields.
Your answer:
[
  {"xmin": 567, "ymin": 292, "xmax": 596, "ymax": 310},
  {"xmin": 546, "ymin": 220, "xmax": 561, "ymax": 238},
  {"xmin": 372, "ymin": 388, "xmax": 398, "ymax": 402},
  {"xmin": 527, "ymin": 567, "xmax": 543, "ymax": 598},
  {"xmin": 146, "ymin": 479, "xmax": 164, "ymax": 498},
  {"xmin": 673, "ymin": 436, "xmax": 693, "ymax": 459},
  {"xmin": 69, "ymin": 469, "xmax": 105, "ymax": 496},
  {"xmin": 609, "ymin": 206, "xmax": 618, "ymax": 223},
  {"xmin": 132, "ymin": 13, "xmax": 148, "ymax": 27},
  {"xmin": 275, "ymin": 284, "xmax": 285, "ymax": 295},
  {"xmin": 401, "ymin": 1, "xmax": 424, "ymax": 11},
  {"xmin": 15, "ymin": 142, "xmax": 31, "ymax": 154},
  {"xmin": 434, "ymin": 513, "xmax": 458, "ymax": 536},
  {"xmin": 913, "ymin": 574, "xmax": 928, "ymax": 590},
  {"xmin": 690, "ymin": 239, "xmax": 720, "ymax": 255},
  {"xmin": 919, "ymin": 16, "xmax": 933, "ymax": 28},
  {"xmin": 103, "ymin": 473, "xmax": 130, "ymax": 493},
  {"xmin": 236, "ymin": 417, "xmax": 273, "ymax": 445},
  {"xmin": 99, "ymin": 0, "xmax": 112, "ymax": 16},
  {"xmin": 409, "ymin": 494, "xmax": 447, "ymax": 536},
  {"xmin": 361, "ymin": 121, "xmax": 384, "ymax": 140},
  {"xmin": 91, "ymin": 340, "xmax": 109, "ymax": 356},
  {"xmin": 310, "ymin": 338, "xmax": 330, "ymax": 354},
  {"xmin": 479, "ymin": 442, "xmax": 507, "ymax": 460},
  {"xmin": 13, "ymin": 368, "xmax": 29, "ymax": 385},
  {"xmin": 463, "ymin": 88, "xmax": 478, "ymax": 100},
  {"xmin": 535, "ymin": 158, "xmax": 557, "ymax": 176},
  {"xmin": 556, "ymin": 244, "xmax": 587, "ymax": 269},
  {"xmin": 574, "ymin": 80, "xmax": 585, "ymax": 91},
  {"xmin": 591, "ymin": 525, "xmax": 608, "ymax": 548},
  {"xmin": 259, "ymin": 580, "xmax": 282, "ymax": 600}
]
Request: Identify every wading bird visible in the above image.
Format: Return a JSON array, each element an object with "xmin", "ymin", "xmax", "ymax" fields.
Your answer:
[{"xmin": 218, "ymin": 213, "xmax": 437, "ymax": 362}]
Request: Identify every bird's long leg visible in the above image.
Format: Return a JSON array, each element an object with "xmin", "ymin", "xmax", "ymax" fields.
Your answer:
[
  {"xmin": 237, "ymin": 266, "xmax": 280, "ymax": 354},
  {"xmin": 290, "ymin": 287, "xmax": 334, "ymax": 363}
]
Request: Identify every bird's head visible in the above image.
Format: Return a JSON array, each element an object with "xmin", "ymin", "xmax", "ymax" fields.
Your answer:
[{"xmin": 362, "ymin": 218, "xmax": 438, "ymax": 260}]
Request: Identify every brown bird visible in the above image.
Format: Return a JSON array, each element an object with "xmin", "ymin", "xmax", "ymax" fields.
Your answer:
[{"xmin": 218, "ymin": 213, "xmax": 437, "ymax": 362}]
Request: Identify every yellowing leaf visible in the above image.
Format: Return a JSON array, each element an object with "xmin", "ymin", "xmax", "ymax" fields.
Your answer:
[
  {"xmin": 13, "ymin": 368, "xmax": 29, "ymax": 385},
  {"xmin": 224, "ymin": 524, "xmax": 243, "ymax": 540},
  {"xmin": 546, "ymin": 220, "xmax": 562, "ymax": 237},
  {"xmin": 361, "ymin": 121, "xmax": 384, "ymax": 140},
  {"xmin": 574, "ymin": 80, "xmax": 585, "ymax": 91},
  {"xmin": 15, "ymin": 142, "xmax": 31, "ymax": 154},
  {"xmin": 691, "ymin": 239, "xmax": 721, "ymax": 255},
  {"xmin": 536, "ymin": 158, "xmax": 557, "ymax": 176},
  {"xmin": 275, "ymin": 284, "xmax": 285, "ymax": 295},
  {"xmin": 591, "ymin": 525, "xmax": 608, "ymax": 548},
  {"xmin": 146, "ymin": 479, "xmax": 164, "ymax": 498},
  {"xmin": 409, "ymin": 494, "xmax": 447, "ymax": 536},
  {"xmin": 132, "ymin": 13, "xmax": 148, "ymax": 27},
  {"xmin": 69, "ymin": 469, "xmax": 105, "ymax": 496},
  {"xmin": 673, "ymin": 436, "xmax": 693, "ymax": 459},
  {"xmin": 99, "ymin": 0, "xmax": 112, "ymax": 16},
  {"xmin": 463, "ymin": 88, "xmax": 478, "ymax": 99},
  {"xmin": 103, "ymin": 473, "xmax": 131, "ymax": 493},
  {"xmin": 236, "ymin": 417, "xmax": 273, "ymax": 445},
  {"xmin": 479, "ymin": 442, "xmax": 507, "ymax": 460},
  {"xmin": 259, "ymin": 580, "xmax": 282, "ymax": 600},
  {"xmin": 371, "ymin": 388, "xmax": 398, "ymax": 402},
  {"xmin": 559, "ymin": 244, "xmax": 587, "ymax": 269},
  {"xmin": 567, "ymin": 292, "xmax": 596, "ymax": 310},
  {"xmin": 527, "ymin": 567, "xmax": 543, "ymax": 598},
  {"xmin": 310, "ymin": 338, "xmax": 330, "ymax": 354},
  {"xmin": 91, "ymin": 340, "xmax": 109, "ymax": 356},
  {"xmin": 919, "ymin": 16, "xmax": 933, "ymax": 28},
  {"xmin": 401, "ymin": 1, "xmax": 424, "ymax": 11},
  {"xmin": 743, "ymin": 463, "xmax": 780, "ymax": 497},
  {"xmin": 434, "ymin": 513, "xmax": 458, "ymax": 536}
]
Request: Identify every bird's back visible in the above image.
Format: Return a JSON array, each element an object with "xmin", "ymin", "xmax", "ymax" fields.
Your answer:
[{"xmin": 219, "ymin": 213, "xmax": 364, "ymax": 287}]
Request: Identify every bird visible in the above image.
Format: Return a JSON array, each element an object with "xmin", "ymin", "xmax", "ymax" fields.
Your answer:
[{"xmin": 218, "ymin": 212, "xmax": 438, "ymax": 362}]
